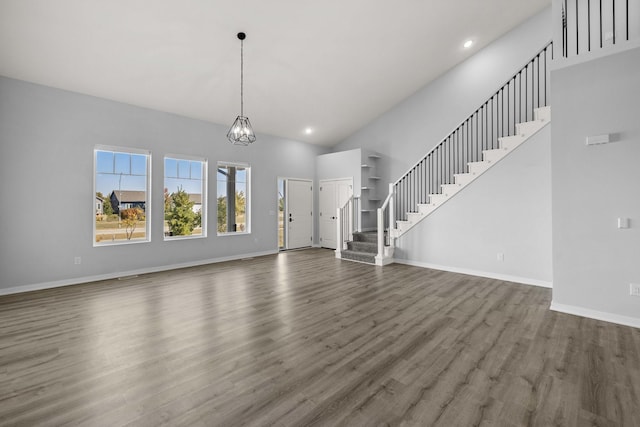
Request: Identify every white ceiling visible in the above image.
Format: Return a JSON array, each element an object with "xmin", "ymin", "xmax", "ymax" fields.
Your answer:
[{"xmin": 0, "ymin": 0, "xmax": 550, "ymax": 147}]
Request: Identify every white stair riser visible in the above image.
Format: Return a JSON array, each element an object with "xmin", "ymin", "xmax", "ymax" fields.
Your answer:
[
  {"xmin": 441, "ymin": 183, "xmax": 462, "ymax": 197},
  {"xmin": 534, "ymin": 106, "xmax": 551, "ymax": 121},
  {"xmin": 417, "ymin": 203, "xmax": 436, "ymax": 215},
  {"xmin": 454, "ymin": 173, "xmax": 475, "ymax": 186},
  {"xmin": 407, "ymin": 212, "xmax": 423, "ymax": 223},
  {"xmin": 467, "ymin": 161, "xmax": 490, "ymax": 175},
  {"xmin": 499, "ymin": 135, "xmax": 525, "ymax": 150},
  {"xmin": 428, "ymin": 194, "xmax": 447, "ymax": 206},
  {"xmin": 482, "ymin": 149, "xmax": 507, "ymax": 163},
  {"xmin": 516, "ymin": 120, "xmax": 544, "ymax": 136},
  {"xmin": 396, "ymin": 220, "xmax": 412, "ymax": 233}
]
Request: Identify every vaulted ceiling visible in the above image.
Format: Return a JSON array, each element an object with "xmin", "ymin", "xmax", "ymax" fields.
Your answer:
[{"xmin": 0, "ymin": 0, "xmax": 550, "ymax": 146}]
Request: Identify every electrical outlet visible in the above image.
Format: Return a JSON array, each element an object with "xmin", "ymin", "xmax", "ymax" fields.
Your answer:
[
  {"xmin": 74, "ymin": 256, "xmax": 82, "ymax": 265},
  {"xmin": 497, "ymin": 253, "xmax": 504, "ymax": 262},
  {"xmin": 630, "ymin": 284, "xmax": 640, "ymax": 297}
]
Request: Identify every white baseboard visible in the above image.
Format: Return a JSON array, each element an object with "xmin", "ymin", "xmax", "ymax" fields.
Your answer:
[
  {"xmin": 550, "ymin": 302, "xmax": 640, "ymax": 329},
  {"xmin": 0, "ymin": 249, "xmax": 279, "ymax": 296},
  {"xmin": 394, "ymin": 258, "xmax": 553, "ymax": 289}
]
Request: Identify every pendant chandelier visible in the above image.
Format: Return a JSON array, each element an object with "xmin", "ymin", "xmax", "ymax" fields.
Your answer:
[{"xmin": 227, "ymin": 32, "xmax": 256, "ymax": 145}]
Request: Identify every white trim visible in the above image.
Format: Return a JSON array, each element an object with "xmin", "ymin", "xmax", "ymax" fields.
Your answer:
[
  {"xmin": 0, "ymin": 250, "xmax": 278, "ymax": 297},
  {"xmin": 163, "ymin": 233, "xmax": 206, "ymax": 241},
  {"xmin": 551, "ymin": 40, "xmax": 640, "ymax": 72},
  {"xmin": 394, "ymin": 258, "xmax": 553, "ymax": 288},
  {"xmin": 94, "ymin": 144, "xmax": 151, "ymax": 155},
  {"xmin": 164, "ymin": 153, "xmax": 208, "ymax": 162},
  {"xmin": 94, "ymin": 146, "xmax": 152, "ymax": 247},
  {"xmin": 217, "ymin": 160, "xmax": 250, "ymax": 168},
  {"xmin": 217, "ymin": 231, "xmax": 251, "ymax": 237},
  {"xmin": 550, "ymin": 302, "xmax": 640, "ymax": 329},
  {"xmin": 319, "ymin": 177, "xmax": 354, "ymax": 183}
]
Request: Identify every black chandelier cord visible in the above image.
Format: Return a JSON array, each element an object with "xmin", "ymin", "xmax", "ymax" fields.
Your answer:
[{"xmin": 240, "ymin": 37, "xmax": 244, "ymax": 118}]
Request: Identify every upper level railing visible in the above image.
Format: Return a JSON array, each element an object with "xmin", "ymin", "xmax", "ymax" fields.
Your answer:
[
  {"xmin": 392, "ymin": 41, "xmax": 553, "ymax": 222},
  {"xmin": 561, "ymin": 0, "xmax": 638, "ymax": 58}
]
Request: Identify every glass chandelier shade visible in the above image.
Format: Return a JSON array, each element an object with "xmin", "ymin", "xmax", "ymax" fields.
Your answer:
[{"xmin": 227, "ymin": 32, "xmax": 256, "ymax": 145}]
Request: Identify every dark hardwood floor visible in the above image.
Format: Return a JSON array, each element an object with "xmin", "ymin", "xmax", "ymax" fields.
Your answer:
[{"xmin": 1, "ymin": 248, "xmax": 639, "ymax": 426}]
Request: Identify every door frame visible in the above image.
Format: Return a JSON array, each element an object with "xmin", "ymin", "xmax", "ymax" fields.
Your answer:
[
  {"xmin": 277, "ymin": 177, "xmax": 314, "ymax": 251},
  {"xmin": 319, "ymin": 177, "xmax": 354, "ymax": 249}
]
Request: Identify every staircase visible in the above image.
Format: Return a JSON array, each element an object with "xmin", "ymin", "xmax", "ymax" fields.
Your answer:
[
  {"xmin": 339, "ymin": 231, "xmax": 378, "ymax": 264},
  {"xmin": 336, "ymin": 41, "xmax": 554, "ymax": 266},
  {"xmin": 393, "ymin": 106, "xmax": 550, "ymax": 237}
]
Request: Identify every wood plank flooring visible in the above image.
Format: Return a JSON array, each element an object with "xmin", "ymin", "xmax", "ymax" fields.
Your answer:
[{"xmin": 1, "ymin": 248, "xmax": 639, "ymax": 426}]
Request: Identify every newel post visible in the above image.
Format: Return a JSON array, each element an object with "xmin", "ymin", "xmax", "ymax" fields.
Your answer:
[
  {"xmin": 335, "ymin": 207, "xmax": 342, "ymax": 258},
  {"xmin": 388, "ymin": 183, "xmax": 395, "ymax": 246}
]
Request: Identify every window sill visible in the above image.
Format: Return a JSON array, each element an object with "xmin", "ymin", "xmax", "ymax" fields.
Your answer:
[
  {"xmin": 217, "ymin": 231, "xmax": 251, "ymax": 237},
  {"xmin": 164, "ymin": 234, "xmax": 207, "ymax": 241},
  {"xmin": 94, "ymin": 238, "xmax": 150, "ymax": 247}
]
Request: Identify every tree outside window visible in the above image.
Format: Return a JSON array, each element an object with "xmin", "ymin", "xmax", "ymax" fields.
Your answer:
[{"xmin": 164, "ymin": 156, "xmax": 207, "ymax": 239}]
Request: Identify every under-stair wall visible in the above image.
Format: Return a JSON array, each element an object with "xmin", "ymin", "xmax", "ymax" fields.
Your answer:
[{"xmin": 394, "ymin": 125, "xmax": 552, "ymax": 287}]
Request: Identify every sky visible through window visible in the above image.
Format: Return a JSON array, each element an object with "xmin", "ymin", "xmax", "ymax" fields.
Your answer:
[
  {"xmin": 165, "ymin": 158, "xmax": 203, "ymax": 195},
  {"xmin": 97, "ymin": 151, "xmax": 251, "ymax": 200},
  {"xmin": 217, "ymin": 167, "xmax": 247, "ymax": 196},
  {"xmin": 96, "ymin": 150, "xmax": 147, "ymax": 196}
]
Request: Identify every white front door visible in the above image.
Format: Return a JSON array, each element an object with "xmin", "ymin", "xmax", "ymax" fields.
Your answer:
[
  {"xmin": 286, "ymin": 179, "xmax": 313, "ymax": 250},
  {"xmin": 319, "ymin": 178, "xmax": 353, "ymax": 249}
]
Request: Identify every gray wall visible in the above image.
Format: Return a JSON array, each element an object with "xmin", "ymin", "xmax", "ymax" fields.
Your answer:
[
  {"xmin": 0, "ymin": 77, "xmax": 327, "ymax": 293},
  {"xmin": 551, "ymin": 47, "xmax": 640, "ymax": 324},
  {"xmin": 316, "ymin": 148, "xmax": 362, "ymax": 195},
  {"xmin": 333, "ymin": 7, "xmax": 552, "ymax": 181},
  {"xmin": 395, "ymin": 126, "xmax": 552, "ymax": 286}
]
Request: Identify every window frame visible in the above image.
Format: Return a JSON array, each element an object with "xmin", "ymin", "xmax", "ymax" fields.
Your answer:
[
  {"xmin": 93, "ymin": 145, "xmax": 152, "ymax": 246},
  {"xmin": 216, "ymin": 161, "xmax": 251, "ymax": 236},
  {"xmin": 163, "ymin": 154, "xmax": 208, "ymax": 241}
]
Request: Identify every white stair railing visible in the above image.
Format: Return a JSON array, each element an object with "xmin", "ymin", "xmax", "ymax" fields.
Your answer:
[
  {"xmin": 392, "ymin": 41, "xmax": 552, "ymax": 225},
  {"xmin": 335, "ymin": 196, "xmax": 360, "ymax": 258},
  {"xmin": 375, "ymin": 183, "xmax": 395, "ymax": 265}
]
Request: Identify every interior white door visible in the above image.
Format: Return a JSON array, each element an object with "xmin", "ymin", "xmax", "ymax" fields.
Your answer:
[
  {"xmin": 319, "ymin": 178, "xmax": 353, "ymax": 249},
  {"xmin": 319, "ymin": 181, "xmax": 337, "ymax": 249},
  {"xmin": 286, "ymin": 179, "xmax": 313, "ymax": 249}
]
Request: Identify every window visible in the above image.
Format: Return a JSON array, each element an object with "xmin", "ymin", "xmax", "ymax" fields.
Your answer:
[
  {"xmin": 94, "ymin": 147, "xmax": 151, "ymax": 245},
  {"xmin": 217, "ymin": 162, "xmax": 250, "ymax": 234},
  {"xmin": 164, "ymin": 156, "xmax": 207, "ymax": 239}
]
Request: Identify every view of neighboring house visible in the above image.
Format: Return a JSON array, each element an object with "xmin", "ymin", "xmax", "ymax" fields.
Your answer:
[
  {"xmin": 188, "ymin": 193, "xmax": 202, "ymax": 213},
  {"xmin": 95, "ymin": 196, "xmax": 103, "ymax": 216},
  {"xmin": 109, "ymin": 190, "xmax": 146, "ymax": 214}
]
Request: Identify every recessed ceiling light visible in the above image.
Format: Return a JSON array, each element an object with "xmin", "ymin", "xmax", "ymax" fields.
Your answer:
[
  {"xmin": 304, "ymin": 127, "xmax": 313, "ymax": 135},
  {"xmin": 463, "ymin": 40, "xmax": 474, "ymax": 49}
]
